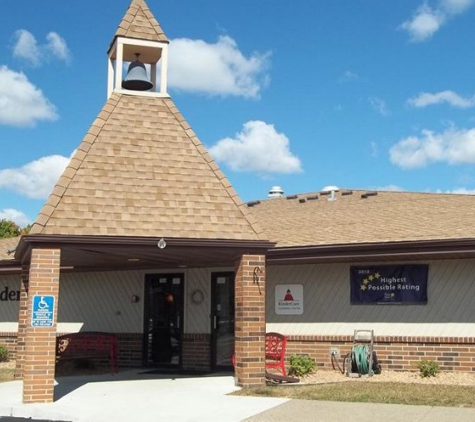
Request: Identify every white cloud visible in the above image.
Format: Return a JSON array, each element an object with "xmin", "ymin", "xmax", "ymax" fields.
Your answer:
[
  {"xmin": 439, "ymin": 187, "xmax": 475, "ymax": 194},
  {"xmin": 45, "ymin": 32, "xmax": 71, "ymax": 63},
  {"xmin": 209, "ymin": 121, "xmax": 302, "ymax": 174},
  {"xmin": 441, "ymin": 0, "xmax": 475, "ymax": 14},
  {"xmin": 375, "ymin": 185, "xmax": 405, "ymax": 192},
  {"xmin": 369, "ymin": 97, "xmax": 390, "ymax": 116},
  {"xmin": 400, "ymin": 0, "xmax": 474, "ymax": 42},
  {"xmin": 13, "ymin": 30, "xmax": 70, "ymax": 66},
  {"xmin": 400, "ymin": 4, "xmax": 445, "ymax": 42},
  {"xmin": 390, "ymin": 126, "xmax": 475, "ymax": 169},
  {"xmin": 0, "ymin": 209, "xmax": 31, "ymax": 227},
  {"xmin": 12, "ymin": 30, "xmax": 40, "ymax": 66},
  {"xmin": 0, "ymin": 66, "xmax": 58, "ymax": 127},
  {"xmin": 408, "ymin": 90, "xmax": 475, "ymax": 108},
  {"xmin": 168, "ymin": 35, "xmax": 271, "ymax": 98},
  {"xmin": 0, "ymin": 153, "xmax": 72, "ymax": 199}
]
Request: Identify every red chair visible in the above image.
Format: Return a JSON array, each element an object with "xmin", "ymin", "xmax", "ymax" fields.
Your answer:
[{"xmin": 265, "ymin": 332, "xmax": 287, "ymax": 376}]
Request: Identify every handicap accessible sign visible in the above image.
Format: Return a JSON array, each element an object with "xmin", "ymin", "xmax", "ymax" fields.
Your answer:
[{"xmin": 31, "ymin": 295, "xmax": 55, "ymax": 327}]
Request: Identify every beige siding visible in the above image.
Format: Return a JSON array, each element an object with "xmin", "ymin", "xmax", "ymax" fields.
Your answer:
[
  {"xmin": 0, "ymin": 267, "xmax": 229, "ymax": 335},
  {"xmin": 59, "ymin": 271, "xmax": 145, "ymax": 333},
  {"xmin": 0, "ymin": 275, "xmax": 20, "ymax": 332},
  {"xmin": 266, "ymin": 259, "xmax": 475, "ymax": 337}
]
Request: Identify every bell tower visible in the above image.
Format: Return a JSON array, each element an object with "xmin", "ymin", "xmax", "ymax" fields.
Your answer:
[{"xmin": 106, "ymin": 0, "xmax": 169, "ymax": 98}]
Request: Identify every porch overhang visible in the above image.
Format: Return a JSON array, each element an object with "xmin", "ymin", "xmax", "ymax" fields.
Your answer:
[
  {"xmin": 14, "ymin": 235, "xmax": 275, "ymax": 272},
  {"xmin": 267, "ymin": 238, "xmax": 475, "ymax": 265}
]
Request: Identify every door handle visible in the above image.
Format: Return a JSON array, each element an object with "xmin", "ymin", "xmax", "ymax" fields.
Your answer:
[
  {"xmin": 213, "ymin": 315, "xmax": 217, "ymax": 329},
  {"xmin": 177, "ymin": 316, "xmax": 180, "ymax": 329}
]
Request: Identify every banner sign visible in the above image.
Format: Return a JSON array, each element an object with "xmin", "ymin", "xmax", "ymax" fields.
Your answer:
[{"xmin": 350, "ymin": 265, "xmax": 428, "ymax": 304}]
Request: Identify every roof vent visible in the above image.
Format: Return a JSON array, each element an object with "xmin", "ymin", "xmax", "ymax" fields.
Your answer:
[
  {"xmin": 268, "ymin": 186, "xmax": 284, "ymax": 199},
  {"xmin": 247, "ymin": 200, "xmax": 261, "ymax": 207},
  {"xmin": 341, "ymin": 190, "xmax": 353, "ymax": 196},
  {"xmin": 321, "ymin": 185, "xmax": 340, "ymax": 193},
  {"xmin": 307, "ymin": 195, "xmax": 318, "ymax": 200},
  {"xmin": 321, "ymin": 185, "xmax": 339, "ymax": 202},
  {"xmin": 299, "ymin": 198, "xmax": 306, "ymax": 203},
  {"xmin": 361, "ymin": 191, "xmax": 378, "ymax": 199},
  {"xmin": 286, "ymin": 195, "xmax": 298, "ymax": 200}
]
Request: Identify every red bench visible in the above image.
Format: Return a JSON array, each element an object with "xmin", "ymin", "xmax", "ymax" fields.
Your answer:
[
  {"xmin": 56, "ymin": 332, "xmax": 118, "ymax": 374},
  {"xmin": 265, "ymin": 332, "xmax": 287, "ymax": 376},
  {"xmin": 232, "ymin": 332, "xmax": 288, "ymax": 376}
]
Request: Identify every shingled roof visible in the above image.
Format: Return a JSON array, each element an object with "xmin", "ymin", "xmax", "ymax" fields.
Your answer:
[
  {"xmin": 30, "ymin": 94, "xmax": 263, "ymax": 241},
  {"xmin": 247, "ymin": 189, "xmax": 475, "ymax": 247},
  {"xmin": 110, "ymin": 0, "xmax": 168, "ymax": 48},
  {"xmin": 0, "ymin": 237, "xmax": 20, "ymax": 260}
]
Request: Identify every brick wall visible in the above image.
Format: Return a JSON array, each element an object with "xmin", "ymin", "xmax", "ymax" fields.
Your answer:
[
  {"xmin": 286, "ymin": 335, "xmax": 475, "ymax": 373},
  {"xmin": 234, "ymin": 254, "xmax": 266, "ymax": 388},
  {"xmin": 22, "ymin": 248, "xmax": 61, "ymax": 404},
  {"xmin": 117, "ymin": 333, "xmax": 143, "ymax": 367},
  {"xmin": 0, "ymin": 333, "xmax": 17, "ymax": 359},
  {"xmin": 182, "ymin": 333, "xmax": 211, "ymax": 370}
]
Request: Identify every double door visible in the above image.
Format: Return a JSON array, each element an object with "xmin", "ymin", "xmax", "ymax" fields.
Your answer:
[{"xmin": 143, "ymin": 272, "xmax": 235, "ymax": 370}]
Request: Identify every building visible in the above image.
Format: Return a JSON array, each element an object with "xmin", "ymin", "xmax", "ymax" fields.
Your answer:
[{"xmin": 1, "ymin": 0, "xmax": 475, "ymax": 405}]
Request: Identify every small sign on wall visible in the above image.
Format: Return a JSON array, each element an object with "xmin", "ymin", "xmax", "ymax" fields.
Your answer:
[
  {"xmin": 275, "ymin": 284, "xmax": 303, "ymax": 315},
  {"xmin": 31, "ymin": 295, "xmax": 55, "ymax": 327}
]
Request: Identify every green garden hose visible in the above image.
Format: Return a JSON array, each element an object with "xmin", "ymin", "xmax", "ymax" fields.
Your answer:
[{"xmin": 351, "ymin": 345, "xmax": 372, "ymax": 375}]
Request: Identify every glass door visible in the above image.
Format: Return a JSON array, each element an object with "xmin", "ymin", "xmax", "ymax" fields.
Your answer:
[
  {"xmin": 211, "ymin": 272, "xmax": 235, "ymax": 370},
  {"xmin": 144, "ymin": 273, "xmax": 184, "ymax": 367}
]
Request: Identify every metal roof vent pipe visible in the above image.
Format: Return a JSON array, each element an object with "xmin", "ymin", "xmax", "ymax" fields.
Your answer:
[
  {"xmin": 268, "ymin": 186, "xmax": 284, "ymax": 199},
  {"xmin": 321, "ymin": 185, "xmax": 339, "ymax": 202}
]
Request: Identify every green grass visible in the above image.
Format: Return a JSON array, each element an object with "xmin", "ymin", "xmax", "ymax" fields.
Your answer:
[
  {"xmin": 233, "ymin": 382, "xmax": 475, "ymax": 408},
  {"xmin": 0, "ymin": 366, "xmax": 15, "ymax": 383}
]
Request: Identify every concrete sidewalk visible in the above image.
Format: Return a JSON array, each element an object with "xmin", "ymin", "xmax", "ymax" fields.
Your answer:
[
  {"xmin": 1, "ymin": 370, "xmax": 475, "ymax": 422},
  {"xmin": 0, "ymin": 370, "xmax": 287, "ymax": 422}
]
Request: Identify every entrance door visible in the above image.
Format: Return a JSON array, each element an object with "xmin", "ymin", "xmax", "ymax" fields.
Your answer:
[
  {"xmin": 211, "ymin": 272, "xmax": 235, "ymax": 370},
  {"xmin": 143, "ymin": 273, "xmax": 184, "ymax": 367}
]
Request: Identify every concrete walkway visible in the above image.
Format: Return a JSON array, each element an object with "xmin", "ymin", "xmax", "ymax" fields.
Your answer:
[
  {"xmin": 0, "ymin": 370, "xmax": 287, "ymax": 422},
  {"xmin": 1, "ymin": 370, "xmax": 475, "ymax": 422}
]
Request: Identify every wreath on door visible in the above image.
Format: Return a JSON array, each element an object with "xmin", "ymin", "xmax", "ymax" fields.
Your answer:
[{"xmin": 191, "ymin": 289, "xmax": 204, "ymax": 304}]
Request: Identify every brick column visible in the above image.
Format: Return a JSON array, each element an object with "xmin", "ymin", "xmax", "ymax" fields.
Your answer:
[
  {"xmin": 14, "ymin": 265, "xmax": 30, "ymax": 380},
  {"xmin": 22, "ymin": 248, "xmax": 61, "ymax": 404},
  {"xmin": 234, "ymin": 254, "xmax": 266, "ymax": 388}
]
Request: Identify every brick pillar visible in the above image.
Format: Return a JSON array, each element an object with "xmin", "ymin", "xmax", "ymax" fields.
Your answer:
[
  {"xmin": 234, "ymin": 254, "xmax": 266, "ymax": 388},
  {"xmin": 22, "ymin": 248, "xmax": 61, "ymax": 404},
  {"xmin": 14, "ymin": 265, "xmax": 30, "ymax": 380}
]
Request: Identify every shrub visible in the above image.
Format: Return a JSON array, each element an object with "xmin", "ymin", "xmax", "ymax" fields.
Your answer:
[
  {"xmin": 417, "ymin": 359, "xmax": 439, "ymax": 378},
  {"xmin": 288, "ymin": 354, "xmax": 316, "ymax": 377},
  {"xmin": 0, "ymin": 345, "xmax": 9, "ymax": 362}
]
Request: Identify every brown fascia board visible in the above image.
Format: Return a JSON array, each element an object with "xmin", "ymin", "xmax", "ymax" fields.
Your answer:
[
  {"xmin": 15, "ymin": 234, "xmax": 275, "ymax": 262},
  {"xmin": 267, "ymin": 238, "xmax": 475, "ymax": 264},
  {"xmin": 0, "ymin": 258, "xmax": 22, "ymax": 274}
]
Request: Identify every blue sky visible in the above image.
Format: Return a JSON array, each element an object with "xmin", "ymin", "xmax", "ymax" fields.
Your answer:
[{"xmin": 1, "ymin": 0, "xmax": 475, "ymax": 227}]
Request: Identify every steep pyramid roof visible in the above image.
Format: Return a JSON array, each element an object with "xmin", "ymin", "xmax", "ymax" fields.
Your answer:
[
  {"xmin": 29, "ymin": 0, "xmax": 264, "ymax": 242},
  {"xmin": 110, "ymin": 0, "xmax": 168, "ymax": 48},
  {"xmin": 30, "ymin": 94, "xmax": 264, "ymax": 241}
]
